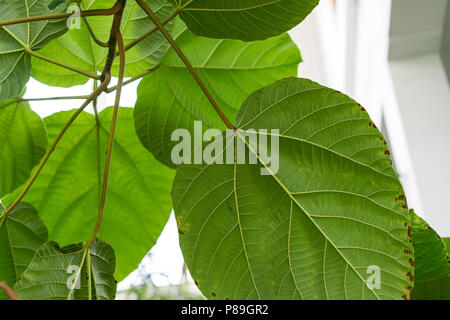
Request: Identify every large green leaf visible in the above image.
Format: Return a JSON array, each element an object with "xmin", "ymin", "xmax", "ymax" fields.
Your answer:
[
  {"xmin": 31, "ymin": 0, "xmax": 176, "ymax": 87},
  {"xmin": 14, "ymin": 238, "xmax": 117, "ymax": 300},
  {"xmin": 0, "ymin": 0, "xmax": 68, "ymax": 99},
  {"xmin": 172, "ymin": 77, "xmax": 414, "ymax": 300},
  {"xmin": 4, "ymin": 107, "xmax": 175, "ymax": 281},
  {"xmin": 0, "ymin": 203, "xmax": 48, "ymax": 300},
  {"xmin": 172, "ymin": 0, "xmax": 319, "ymax": 41},
  {"xmin": 0, "ymin": 100, "xmax": 47, "ymax": 198},
  {"xmin": 134, "ymin": 20, "xmax": 301, "ymax": 168},
  {"xmin": 410, "ymin": 210, "xmax": 450, "ymax": 300}
]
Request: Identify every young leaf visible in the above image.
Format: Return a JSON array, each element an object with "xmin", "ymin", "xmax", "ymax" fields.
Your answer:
[
  {"xmin": 0, "ymin": 203, "xmax": 48, "ymax": 300},
  {"xmin": 172, "ymin": 77, "xmax": 414, "ymax": 300},
  {"xmin": 4, "ymin": 107, "xmax": 175, "ymax": 281},
  {"xmin": 172, "ymin": 0, "xmax": 319, "ymax": 41},
  {"xmin": 0, "ymin": 0, "xmax": 68, "ymax": 100},
  {"xmin": 410, "ymin": 210, "xmax": 450, "ymax": 300},
  {"xmin": 14, "ymin": 238, "xmax": 117, "ymax": 300},
  {"xmin": 31, "ymin": 0, "xmax": 176, "ymax": 87},
  {"xmin": 134, "ymin": 20, "xmax": 301, "ymax": 168},
  {"xmin": 0, "ymin": 100, "xmax": 48, "ymax": 198}
]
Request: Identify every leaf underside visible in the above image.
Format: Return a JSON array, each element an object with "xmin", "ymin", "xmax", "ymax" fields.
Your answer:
[
  {"xmin": 410, "ymin": 210, "xmax": 450, "ymax": 300},
  {"xmin": 0, "ymin": 100, "xmax": 47, "ymax": 198},
  {"xmin": 31, "ymin": 0, "xmax": 176, "ymax": 87},
  {"xmin": 173, "ymin": 0, "xmax": 319, "ymax": 41},
  {"xmin": 172, "ymin": 77, "xmax": 414, "ymax": 300},
  {"xmin": 14, "ymin": 238, "xmax": 117, "ymax": 300},
  {"xmin": 0, "ymin": 0, "xmax": 68, "ymax": 99},
  {"xmin": 4, "ymin": 107, "xmax": 175, "ymax": 281},
  {"xmin": 134, "ymin": 19, "xmax": 301, "ymax": 168},
  {"xmin": 0, "ymin": 203, "xmax": 48, "ymax": 300}
]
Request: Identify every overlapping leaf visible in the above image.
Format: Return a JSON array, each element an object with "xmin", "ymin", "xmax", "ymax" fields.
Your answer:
[
  {"xmin": 0, "ymin": 99, "xmax": 47, "ymax": 198},
  {"xmin": 31, "ymin": 0, "xmax": 176, "ymax": 87},
  {"xmin": 0, "ymin": 0, "xmax": 68, "ymax": 99},
  {"xmin": 134, "ymin": 19, "xmax": 301, "ymax": 168},
  {"xmin": 172, "ymin": 0, "xmax": 319, "ymax": 41},
  {"xmin": 0, "ymin": 203, "xmax": 48, "ymax": 300},
  {"xmin": 410, "ymin": 210, "xmax": 450, "ymax": 300},
  {"xmin": 4, "ymin": 107, "xmax": 175, "ymax": 281},
  {"xmin": 172, "ymin": 77, "xmax": 414, "ymax": 300},
  {"xmin": 14, "ymin": 238, "xmax": 117, "ymax": 300}
]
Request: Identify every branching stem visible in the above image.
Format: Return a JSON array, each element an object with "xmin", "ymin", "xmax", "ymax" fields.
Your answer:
[
  {"xmin": 2, "ymin": 74, "xmax": 111, "ymax": 218},
  {"xmin": 86, "ymin": 31, "xmax": 125, "ymax": 249},
  {"xmin": 26, "ymin": 48, "xmax": 101, "ymax": 80},
  {"xmin": 121, "ymin": 9, "xmax": 179, "ymax": 54},
  {"xmin": 0, "ymin": 3, "xmax": 122, "ymax": 27},
  {"xmin": 134, "ymin": 0, "xmax": 236, "ymax": 129}
]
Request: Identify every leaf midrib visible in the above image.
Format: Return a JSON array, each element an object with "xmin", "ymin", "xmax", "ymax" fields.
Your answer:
[{"xmin": 235, "ymin": 130, "xmax": 382, "ymax": 300}]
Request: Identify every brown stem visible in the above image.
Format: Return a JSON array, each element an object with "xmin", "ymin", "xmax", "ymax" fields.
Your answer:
[
  {"xmin": 86, "ymin": 31, "xmax": 125, "ymax": 249},
  {"xmin": 0, "ymin": 282, "xmax": 20, "ymax": 300},
  {"xmin": 104, "ymin": 65, "xmax": 159, "ymax": 93},
  {"xmin": 134, "ymin": 0, "xmax": 235, "ymax": 129},
  {"xmin": 121, "ymin": 9, "xmax": 179, "ymax": 54},
  {"xmin": 26, "ymin": 48, "xmax": 100, "ymax": 80},
  {"xmin": 101, "ymin": 0, "xmax": 127, "ymax": 81},
  {"xmin": 82, "ymin": 16, "xmax": 109, "ymax": 48},
  {"xmin": 0, "ymin": 3, "xmax": 122, "ymax": 27}
]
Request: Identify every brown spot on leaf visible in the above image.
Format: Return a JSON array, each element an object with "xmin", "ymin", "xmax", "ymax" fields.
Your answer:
[
  {"xmin": 194, "ymin": 281, "xmax": 198, "ymax": 287},
  {"xmin": 408, "ymin": 226, "xmax": 412, "ymax": 238},
  {"xmin": 178, "ymin": 230, "xmax": 184, "ymax": 235},
  {"xmin": 409, "ymin": 258, "xmax": 414, "ymax": 266},
  {"xmin": 384, "ymin": 150, "xmax": 390, "ymax": 155},
  {"xmin": 211, "ymin": 292, "xmax": 216, "ymax": 297},
  {"xmin": 402, "ymin": 295, "xmax": 407, "ymax": 300}
]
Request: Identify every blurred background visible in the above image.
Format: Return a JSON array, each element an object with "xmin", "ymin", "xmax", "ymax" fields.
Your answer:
[{"xmin": 25, "ymin": 0, "xmax": 450, "ymax": 299}]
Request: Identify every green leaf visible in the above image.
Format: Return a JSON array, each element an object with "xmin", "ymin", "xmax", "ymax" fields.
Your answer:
[
  {"xmin": 0, "ymin": 0, "xmax": 68, "ymax": 99},
  {"xmin": 4, "ymin": 107, "xmax": 175, "ymax": 281},
  {"xmin": 173, "ymin": 0, "xmax": 319, "ymax": 41},
  {"xmin": 14, "ymin": 238, "xmax": 117, "ymax": 300},
  {"xmin": 410, "ymin": 210, "xmax": 450, "ymax": 300},
  {"xmin": 134, "ymin": 20, "xmax": 301, "ymax": 168},
  {"xmin": 172, "ymin": 77, "xmax": 414, "ymax": 300},
  {"xmin": 410, "ymin": 210, "xmax": 448, "ymax": 284},
  {"xmin": 411, "ymin": 275, "xmax": 450, "ymax": 300},
  {"xmin": 444, "ymin": 238, "xmax": 450, "ymax": 251},
  {"xmin": 31, "ymin": 0, "xmax": 176, "ymax": 87},
  {"xmin": 0, "ymin": 100, "xmax": 48, "ymax": 198},
  {"xmin": 0, "ymin": 203, "xmax": 48, "ymax": 300}
]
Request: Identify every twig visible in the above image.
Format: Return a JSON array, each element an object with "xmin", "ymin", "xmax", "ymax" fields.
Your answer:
[
  {"xmin": 101, "ymin": 0, "xmax": 127, "ymax": 81},
  {"xmin": 19, "ymin": 95, "xmax": 91, "ymax": 102},
  {"xmin": 134, "ymin": 0, "xmax": 235, "ymax": 129},
  {"xmin": 0, "ymin": 3, "xmax": 122, "ymax": 27},
  {"xmin": 83, "ymin": 16, "xmax": 109, "ymax": 48},
  {"xmin": 86, "ymin": 31, "xmax": 126, "ymax": 249},
  {"xmin": 26, "ymin": 48, "xmax": 100, "ymax": 80},
  {"xmin": 85, "ymin": 0, "xmax": 127, "ymax": 249},
  {"xmin": 121, "ymin": 9, "xmax": 179, "ymax": 54},
  {"xmin": 104, "ymin": 65, "xmax": 159, "ymax": 93},
  {"xmin": 2, "ymin": 74, "xmax": 111, "ymax": 218},
  {"xmin": 0, "ymin": 282, "xmax": 20, "ymax": 300}
]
